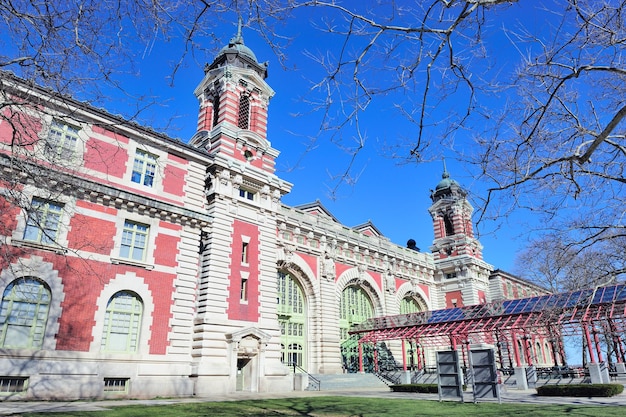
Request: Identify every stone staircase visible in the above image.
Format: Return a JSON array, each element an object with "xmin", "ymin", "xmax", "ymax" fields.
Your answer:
[{"xmin": 306, "ymin": 373, "xmax": 389, "ymax": 391}]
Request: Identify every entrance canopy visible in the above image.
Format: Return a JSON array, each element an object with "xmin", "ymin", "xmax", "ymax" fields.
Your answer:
[{"xmin": 350, "ymin": 284, "xmax": 626, "ymax": 347}]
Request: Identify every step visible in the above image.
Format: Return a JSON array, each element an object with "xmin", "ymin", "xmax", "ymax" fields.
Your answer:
[{"xmin": 307, "ymin": 373, "xmax": 389, "ymax": 391}]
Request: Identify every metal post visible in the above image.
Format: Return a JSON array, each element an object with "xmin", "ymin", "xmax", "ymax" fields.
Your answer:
[
  {"xmin": 358, "ymin": 341, "xmax": 364, "ymax": 373},
  {"xmin": 584, "ymin": 324, "xmax": 597, "ymax": 364},
  {"xmin": 373, "ymin": 347, "xmax": 379, "ymax": 373},
  {"xmin": 402, "ymin": 339, "xmax": 407, "ymax": 371},
  {"xmin": 511, "ymin": 332, "xmax": 522, "ymax": 367},
  {"xmin": 593, "ymin": 325, "xmax": 604, "ymax": 363}
]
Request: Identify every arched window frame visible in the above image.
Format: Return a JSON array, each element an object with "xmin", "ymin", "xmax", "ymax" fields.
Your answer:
[
  {"xmin": 100, "ymin": 291, "xmax": 143, "ymax": 353},
  {"xmin": 0, "ymin": 277, "xmax": 51, "ymax": 349},
  {"xmin": 90, "ymin": 273, "xmax": 154, "ymax": 354},
  {"xmin": 0, "ymin": 258, "xmax": 64, "ymax": 350}
]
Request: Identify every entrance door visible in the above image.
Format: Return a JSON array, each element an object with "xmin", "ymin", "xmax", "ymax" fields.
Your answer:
[{"xmin": 236, "ymin": 358, "xmax": 251, "ymax": 391}]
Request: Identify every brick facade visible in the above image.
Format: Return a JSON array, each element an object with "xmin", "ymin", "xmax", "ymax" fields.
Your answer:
[{"xmin": 0, "ymin": 32, "xmax": 549, "ymax": 401}]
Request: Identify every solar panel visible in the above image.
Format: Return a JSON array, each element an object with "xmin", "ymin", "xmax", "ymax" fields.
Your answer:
[{"xmin": 350, "ymin": 284, "xmax": 626, "ymax": 335}]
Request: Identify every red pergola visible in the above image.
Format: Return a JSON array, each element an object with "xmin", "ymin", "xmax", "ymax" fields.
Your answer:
[{"xmin": 349, "ymin": 284, "xmax": 626, "ymax": 370}]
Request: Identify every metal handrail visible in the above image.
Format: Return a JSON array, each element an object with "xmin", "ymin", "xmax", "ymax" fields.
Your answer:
[{"xmin": 286, "ymin": 362, "xmax": 321, "ymax": 391}]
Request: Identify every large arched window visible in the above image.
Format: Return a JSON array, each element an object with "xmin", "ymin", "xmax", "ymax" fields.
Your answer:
[
  {"xmin": 400, "ymin": 296, "xmax": 424, "ymax": 314},
  {"xmin": 0, "ymin": 278, "xmax": 51, "ymax": 349},
  {"xmin": 339, "ymin": 285, "xmax": 374, "ymax": 342},
  {"xmin": 340, "ymin": 285, "xmax": 375, "ymax": 372},
  {"xmin": 277, "ymin": 271, "xmax": 306, "ymax": 367},
  {"xmin": 101, "ymin": 291, "xmax": 143, "ymax": 353}
]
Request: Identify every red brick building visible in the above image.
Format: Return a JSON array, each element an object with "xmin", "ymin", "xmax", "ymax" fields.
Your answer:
[{"xmin": 0, "ymin": 31, "xmax": 547, "ymax": 400}]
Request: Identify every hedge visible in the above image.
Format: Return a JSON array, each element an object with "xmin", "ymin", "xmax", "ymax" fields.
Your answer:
[{"xmin": 536, "ymin": 384, "xmax": 624, "ymax": 397}]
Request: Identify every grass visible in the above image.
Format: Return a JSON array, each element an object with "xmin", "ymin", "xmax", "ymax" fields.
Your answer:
[{"xmin": 20, "ymin": 396, "xmax": 626, "ymax": 417}]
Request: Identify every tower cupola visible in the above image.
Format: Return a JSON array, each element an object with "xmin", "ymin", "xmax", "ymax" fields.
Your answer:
[
  {"xmin": 428, "ymin": 165, "xmax": 482, "ymax": 260},
  {"xmin": 190, "ymin": 20, "xmax": 276, "ymax": 173}
]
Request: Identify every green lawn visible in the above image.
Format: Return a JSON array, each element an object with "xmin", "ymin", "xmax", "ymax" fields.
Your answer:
[{"xmin": 21, "ymin": 396, "xmax": 625, "ymax": 417}]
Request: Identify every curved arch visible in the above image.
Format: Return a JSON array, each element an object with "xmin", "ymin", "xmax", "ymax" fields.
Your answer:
[
  {"xmin": 90, "ymin": 272, "xmax": 154, "ymax": 354},
  {"xmin": 396, "ymin": 282, "xmax": 431, "ymax": 312},
  {"xmin": 0, "ymin": 256, "xmax": 64, "ymax": 350},
  {"xmin": 336, "ymin": 268, "xmax": 383, "ymax": 316},
  {"xmin": 276, "ymin": 253, "xmax": 319, "ymax": 304}
]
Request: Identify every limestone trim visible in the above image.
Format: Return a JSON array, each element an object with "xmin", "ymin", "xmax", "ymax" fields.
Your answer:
[
  {"xmin": 0, "ymin": 256, "xmax": 64, "ymax": 350},
  {"xmin": 335, "ymin": 267, "xmax": 384, "ymax": 316},
  {"xmin": 89, "ymin": 272, "xmax": 155, "ymax": 355},
  {"xmin": 396, "ymin": 282, "xmax": 431, "ymax": 312}
]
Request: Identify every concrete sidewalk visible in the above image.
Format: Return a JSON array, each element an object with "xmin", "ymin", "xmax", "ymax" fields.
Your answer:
[{"xmin": 1, "ymin": 387, "xmax": 625, "ymax": 415}]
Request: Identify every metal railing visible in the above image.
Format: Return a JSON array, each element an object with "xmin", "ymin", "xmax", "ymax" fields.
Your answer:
[{"xmin": 286, "ymin": 362, "xmax": 321, "ymax": 391}]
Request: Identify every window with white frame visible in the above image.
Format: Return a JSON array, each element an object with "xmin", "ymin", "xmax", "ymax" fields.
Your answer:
[
  {"xmin": 0, "ymin": 278, "xmax": 51, "ymax": 349},
  {"xmin": 100, "ymin": 291, "xmax": 143, "ymax": 353},
  {"xmin": 239, "ymin": 188, "xmax": 255, "ymax": 201},
  {"xmin": 131, "ymin": 149, "xmax": 157, "ymax": 187},
  {"xmin": 241, "ymin": 241, "xmax": 249, "ymax": 264},
  {"xmin": 119, "ymin": 220, "xmax": 149, "ymax": 262},
  {"xmin": 23, "ymin": 198, "xmax": 63, "ymax": 244},
  {"xmin": 45, "ymin": 121, "xmax": 79, "ymax": 161}
]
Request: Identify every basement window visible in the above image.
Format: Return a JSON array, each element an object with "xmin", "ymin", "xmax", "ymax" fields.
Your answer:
[
  {"xmin": 104, "ymin": 378, "xmax": 129, "ymax": 393},
  {"xmin": 0, "ymin": 377, "xmax": 28, "ymax": 394}
]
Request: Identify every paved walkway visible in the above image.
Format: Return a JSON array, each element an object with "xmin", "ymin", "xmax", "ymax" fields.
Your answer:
[{"xmin": 1, "ymin": 387, "xmax": 625, "ymax": 415}]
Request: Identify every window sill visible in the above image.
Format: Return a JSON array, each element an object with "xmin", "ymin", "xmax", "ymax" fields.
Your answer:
[
  {"xmin": 11, "ymin": 239, "xmax": 68, "ymax": 255},
  {"xmin": 110, "ymin": 257, "xmax": 154, "ymax": 270}
]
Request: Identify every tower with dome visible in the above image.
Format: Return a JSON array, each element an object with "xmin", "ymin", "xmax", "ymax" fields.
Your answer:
[{"xmin": 0, "ymin": 26, "xmax": 549, "ymax": 400}]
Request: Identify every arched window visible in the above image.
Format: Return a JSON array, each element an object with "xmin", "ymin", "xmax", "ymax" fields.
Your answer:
[
  {"xmin": 101, "ymin": 291, "xmax": 143, "ymax": 353},
  {"xmin": 287, "ymin": 343, "xmax": 303, "ymax": 366},
  {"xmin": 238, "ymin": 93, "xmax": 250, "ymax": 129},
  {"xmin": 0, "ymin": 278, "xmax": 51, "ymax": 349},
  {"xmin": 535, "ymin": 341, "xmax": 544, "ymax": 364},
  {"xmin": 212, "ymin": 93, "xmax": 221, "ymax": 128},
  {"xmin": 339, "ymin": 285, "xmax": 374, "ymax": 342},
  {"xmin": 517, "ymin": 340, "xmax": 526, "ymax": 364},
  {"xmin": 443, "ymin": 214, "xmax": 454, "ymax": 236},
  {"xmin": 277, "ymin": 271, "xmax": 306, "ymax": 367},
  {"xmin": 400, "ymin": 296, "xmax": 423, "ymax": 314}
]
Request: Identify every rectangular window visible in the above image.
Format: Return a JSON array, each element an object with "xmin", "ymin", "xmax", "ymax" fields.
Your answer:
[
  {"xmin": 0, "ymin": 377, "xmax": 28, "ymax": 394},
  {"xmin": 120, "ymin": 221, "xmax": 149, "ymax": 261},
  {"xmin": 238, "ymin": 93, "xmax": 250, "ymax": 129},
  {"xmin": 23, "ymin": 198, "xmax": 63, "ymax": 244},
  {"xmin": 131, "ymin": 149, "xmax": 157, "ymax": 187},
  {"xmin": 239, "ymin": 188, "xmax": 255, "ymax": 201},
  {"xmin": 103, "ymin": 378, "xmax": 129, "ymax": 393},
  {"xmin": 45, "ymin": 121, "xmax": 79, "ymax": 160},
  {"xmin": 241, "ymin": 242, "xmax": 249, "ymax": 264},
  {"xmin": 240, "ymin": 278, "xmax": 248, "ymax": 302}
]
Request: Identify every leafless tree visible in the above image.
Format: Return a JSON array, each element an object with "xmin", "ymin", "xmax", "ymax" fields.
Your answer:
[
  {"xmin": 268, "ymin": 1, "xmax": 626, "ymax": 285},
  {"xmin": 2, "ymin": 1, "xmax": 626, "ymax": 286},
  {"xmin": 513, "ymin": 232, "xmax": 625, "ymax": 292},
  {"xmin": 0, "ymin": 1, "xmax": 234, "ymax": 272}
]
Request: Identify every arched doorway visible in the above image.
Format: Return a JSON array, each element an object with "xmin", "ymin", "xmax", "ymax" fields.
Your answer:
[
  {"xmin": 340, "ymin": 284, "xmax": 375, "ymax": 372},
  {"xmin": 277, "ymin": 271, "xmax": 306, "ymax": 368},
  {"xmin": 400, "ymin": 294, "xmax": 426, "ymax": 370}
]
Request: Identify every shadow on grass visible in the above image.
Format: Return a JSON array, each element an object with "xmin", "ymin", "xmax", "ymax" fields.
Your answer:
[{"xmin": 22, "ymin": 396, "xmax": 626, "ymax": 417}]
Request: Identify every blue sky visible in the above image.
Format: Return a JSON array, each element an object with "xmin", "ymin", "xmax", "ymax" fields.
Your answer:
[
  {"xmin": 20, "ymin": 1, "xmax": 560, "ymax": 271},
  {"xmin": 110, "ymin": 4, "xmax": 546, "ymax": 274}
]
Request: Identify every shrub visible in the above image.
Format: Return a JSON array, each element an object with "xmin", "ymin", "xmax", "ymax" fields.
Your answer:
[{"xmin": 536, "ymin": 384, "xmax": 624, "ymax": 397}]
